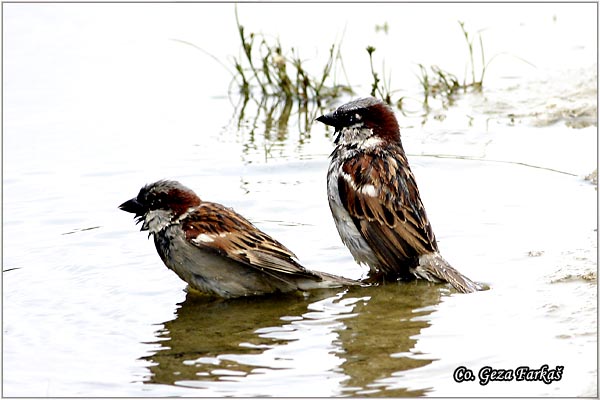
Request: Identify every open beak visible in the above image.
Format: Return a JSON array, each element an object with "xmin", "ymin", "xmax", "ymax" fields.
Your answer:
[
  {"xmin": 317, "ymin": 111, "xmax": 341, "ymax": 145},
  {"xmin": 119, "ymin": 198, "xmax": 143, "ymax": 215},
  {"xmin": 316, "ymin": 112, "xmax": 342, "ymax": 144},
  {"xmin": 119, "ymin": 198, "xmax": 148, "ymax": 229},
  {"xmin": 316, "ymin": 112, "xmax": 337, "ymax": 127}
]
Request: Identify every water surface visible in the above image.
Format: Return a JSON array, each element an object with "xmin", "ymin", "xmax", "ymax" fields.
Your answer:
[{"xmin": 3, "ymin": 3, "xmax": 597, "ymax": 397}]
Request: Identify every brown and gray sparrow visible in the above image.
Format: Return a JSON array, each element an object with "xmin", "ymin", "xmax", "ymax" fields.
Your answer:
[
  {"xmin": 120, "ymin": 180, "xmax": 359, "ymax": 298},
  {"xmin": 317, "ymin": 97, "xmax": 484, "ymax": 293}
]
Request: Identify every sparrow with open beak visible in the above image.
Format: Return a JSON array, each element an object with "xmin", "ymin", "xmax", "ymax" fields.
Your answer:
[
  {"xmin": 120, "ymin": 180, "xmax": 360, "ymax": 298},
  {"xmin": 318, "ymin": 97, "xmax": 484, "ymax": 293}
]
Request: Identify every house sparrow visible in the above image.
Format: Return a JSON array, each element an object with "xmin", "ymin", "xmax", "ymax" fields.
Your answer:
[
  {"xmin": 317, "ymin": 97, "xmax": 484, "ymax": 293},
  {"xmin": 119, "ymin": 180, "xmax": 359, "ymax": 298}
]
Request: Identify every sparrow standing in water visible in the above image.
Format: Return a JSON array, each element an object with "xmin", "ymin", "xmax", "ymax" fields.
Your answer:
[
  {"xmin": 120, "ymin": 180, "xmax": 359, "ymax": 298},
  {"xmin": 317, "ymin": 97, "xmax": 483, "ymax": 293}
]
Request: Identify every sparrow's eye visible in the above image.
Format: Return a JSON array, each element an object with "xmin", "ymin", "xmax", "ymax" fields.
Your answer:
[
  {"xmin": 141, "ymin": 191, "xmax": 165, "ymax": 209},
  {"xmin": 349, "ymin": 113, "xmax": 362, "ymax": 124},
  {"xmin": 152, "ymin": 196, "xmax": 166, "ymax": 208}
]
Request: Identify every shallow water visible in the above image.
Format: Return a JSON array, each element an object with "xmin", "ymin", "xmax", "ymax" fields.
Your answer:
[{"xmin": 3, "ymin": 3, "xmax": 597, "ymax": 397}]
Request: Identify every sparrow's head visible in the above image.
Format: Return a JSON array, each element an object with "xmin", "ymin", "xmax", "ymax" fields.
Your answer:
[
  {"xmin": 119, "ymin": 180, "xmax": 201, "ymax": 231},
  {"xmin": 317, "ymin": 97, "xmax": 400, "ymax": 145}
]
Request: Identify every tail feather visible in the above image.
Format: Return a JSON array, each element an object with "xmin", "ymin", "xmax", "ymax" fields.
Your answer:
[
  {"xmin": 415, "ymin": 253, "xmax": 486, "ymax": 293},
  {"xmin": 297, "ymin": 270, "xmax": 365, "ymax": 290}
]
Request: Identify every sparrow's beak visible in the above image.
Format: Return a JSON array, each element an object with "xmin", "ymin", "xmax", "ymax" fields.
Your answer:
[
  {"xmin": 317, "ymin": 112, "xmax": 343, "ymax": 144},
  {"xmin": 119, "ymin": 198, "xmax": 143, "ymax": 215},
  {"xmin": 316, "ymin": 112, "xmax": 337, "ymax": 127}
]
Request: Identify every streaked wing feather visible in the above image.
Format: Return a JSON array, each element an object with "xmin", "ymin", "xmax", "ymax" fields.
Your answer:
[
  {"xmin": 338, "ymin": 146, "xmax": 438, "ymax": 276},
  {"xmin": 181, "ymin": 202, "xmax": 321, "ymax": 280}
]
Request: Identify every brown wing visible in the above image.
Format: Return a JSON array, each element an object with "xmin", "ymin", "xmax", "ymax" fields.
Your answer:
[
  {"xmin": 180, "ymin": 202, "xmax": 321, "ymax": 280},
  {"xmin": 338, "ymin": 145, "xmax": 438, "ymax": 277}
]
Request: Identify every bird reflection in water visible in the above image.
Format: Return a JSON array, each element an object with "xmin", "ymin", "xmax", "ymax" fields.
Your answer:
[{"xmin": 140, "ymin": 282, "xmax": 442, "ymax": 396}]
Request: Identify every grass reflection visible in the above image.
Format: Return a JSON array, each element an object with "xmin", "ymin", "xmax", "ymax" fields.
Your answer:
[{"xmin": 233, "ymin": 94, "xmax": 327, "ymax": 139}]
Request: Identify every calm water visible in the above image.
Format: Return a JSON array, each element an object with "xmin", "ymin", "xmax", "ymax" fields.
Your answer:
[{"xmin": 3, "ymin": 3, "xmax": 597, "ymax": 397}]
